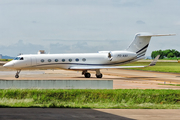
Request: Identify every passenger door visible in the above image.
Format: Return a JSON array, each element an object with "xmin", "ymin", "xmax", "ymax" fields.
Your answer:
[{"xmin": 31, "ymin": 56, "xmax": 37, "ymax": 66}]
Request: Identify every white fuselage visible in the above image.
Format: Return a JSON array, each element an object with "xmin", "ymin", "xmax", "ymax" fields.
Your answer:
[
  {"xmin": 3, "ymin": 32, "xmax": 174, "ymax": 78},
  {"xmin": 5, "ymin": 51, "xmax": 137, "ymax": 70}
]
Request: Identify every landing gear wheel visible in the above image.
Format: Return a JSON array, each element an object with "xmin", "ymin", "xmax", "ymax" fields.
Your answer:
[
  {"xmin": 96, "ymin": 74, "xmax": 103, "ymax": 78},
  {"xmin": 15, "ymin": 75, "xmax": 19, "ymax": 78},
  {"xmin": 15, "ymin": 70, "xmax": 21, "ymax": 78},
  {"xmin": 84, "ymin": 73, "xmax": 91, "ymax": 78}
]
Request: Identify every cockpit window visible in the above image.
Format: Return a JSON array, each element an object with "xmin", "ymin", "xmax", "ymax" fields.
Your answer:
[
  {"xmin": 14, "ymin": 57, "xmax": 18, "ymax": 60},
  {"xmin": 14, "ymin": 57, "xmax": 20, "ymax": 60},
  {"xmin": 14, "ymin": 57, "xmax": 24, "ymax": 60}
]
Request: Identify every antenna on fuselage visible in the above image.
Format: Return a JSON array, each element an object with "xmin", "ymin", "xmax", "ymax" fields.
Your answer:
[{"xmin": 38, "ymin": 50, "xmax": 46, "ymax": 54}]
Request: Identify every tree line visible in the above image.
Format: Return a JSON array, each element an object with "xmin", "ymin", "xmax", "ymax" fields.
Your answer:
[{"xmin": 151, "ymin": 49, "xmax": 180, "ymax": 59}]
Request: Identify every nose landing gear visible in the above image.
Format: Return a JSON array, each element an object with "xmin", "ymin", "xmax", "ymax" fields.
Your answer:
[{"xmin": 15, "ymin": 70, "xmax": 21, "ymax": 78}]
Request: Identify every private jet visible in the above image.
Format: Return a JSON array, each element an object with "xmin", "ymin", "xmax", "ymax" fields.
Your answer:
[{"xmin": 3, "ymin": 32, "xmax": 175, "ymax": 78}]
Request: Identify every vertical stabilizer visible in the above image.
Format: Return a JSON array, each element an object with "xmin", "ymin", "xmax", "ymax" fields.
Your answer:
[
  {"xmin": 126, "ymin": 32, "xmax": 152, "ymax": 58},
  {"xmin": 126, "ymin": 32, "xmax": 175, "ymax": 59}
]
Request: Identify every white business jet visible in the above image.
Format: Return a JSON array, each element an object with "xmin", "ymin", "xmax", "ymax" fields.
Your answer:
[{"xmin": 3, "ymin": 32, "xmax": 174, "ymax": 78}]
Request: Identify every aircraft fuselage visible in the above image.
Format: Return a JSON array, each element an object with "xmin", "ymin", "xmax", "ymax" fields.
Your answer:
[
  {"xmin": 5, "ymin": 51, "xmax": 137, "ymax": 70},
  {"xmin": 3, "ymin": 32, "xmax": 174, "ymax": 78}
]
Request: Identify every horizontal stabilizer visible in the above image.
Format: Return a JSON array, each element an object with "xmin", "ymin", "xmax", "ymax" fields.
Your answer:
[{"xmin": 139, "ymin": 33, "xmax": 176, "ymax": 37}]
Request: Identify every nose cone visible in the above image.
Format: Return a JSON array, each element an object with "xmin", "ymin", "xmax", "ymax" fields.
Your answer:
[{"xmin": 3, "ymin": 61, "xmax": 14, "ymax": 69}]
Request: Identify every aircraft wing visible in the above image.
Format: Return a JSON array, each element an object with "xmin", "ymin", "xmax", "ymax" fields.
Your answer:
[
  {"xmin": 69, "ymin": 65, "xmax": 145, "ymax": 70},
  {"xmin": 70, "ymin": 55, "xmax": 160, "ymax": 70}
]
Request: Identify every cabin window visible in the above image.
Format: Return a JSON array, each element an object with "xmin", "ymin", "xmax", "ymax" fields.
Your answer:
[
  {"xmin": 20, "ymin": 57, "xmax": 24, "ymax": 60},
  {"xmin": 75, "ymin": 58, "xmax": 79, "ymax": 62},
  {"xmin": 55, "ymin": 59, "xmax": 58, "ymax": 62},
  {"xmin": 41, "ymin": 59, "xmax": 44, "ymax": 62},
  {"xmin": 69, "ymin": 59, "xmax": 72, "ymax": 62},
  {"xmin": 62, "ymin": 59, "xmax": 65, "ymax": 62},
  {"xmin": 48, "ymin": 59, "xmax": 51, "ymax": 62},
  {"xmin": 82, "ymin": 58, "xmax": 86, "ymax": 62}
]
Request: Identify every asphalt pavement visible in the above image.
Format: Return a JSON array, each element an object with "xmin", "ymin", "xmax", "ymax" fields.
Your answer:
[{"xmin": 0, "ymin": 108, "xmax": 180, "ymax": 120}]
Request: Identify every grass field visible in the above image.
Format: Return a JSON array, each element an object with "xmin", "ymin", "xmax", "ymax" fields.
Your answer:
[
  {"xmin": 160, "ymin": 57, "xmax": 180, "ymax": 60},
  {"xmin": 0, "ymin": 59, "xmax": 12, "ymax": 62},
  {"xmin": 0, "ymin": 89, "xmax": 180, "ymax": 109},
  {"xmin": 124, "ymin": 62, "xmax": 180, "ymax": 73},
  {"xmin": 158, "ymin": 84, "xmax": 180, "ymax": 86}
]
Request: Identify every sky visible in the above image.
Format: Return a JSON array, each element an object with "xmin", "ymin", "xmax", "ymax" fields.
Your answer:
[{"xmin": 0, "ymin": 0, "xmax": 179, "ymax": 57}]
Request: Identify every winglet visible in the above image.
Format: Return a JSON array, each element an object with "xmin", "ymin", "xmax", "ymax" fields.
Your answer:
[{"xmin": 148, "ymin": 55, "xmax": 160, "ymax": 66}]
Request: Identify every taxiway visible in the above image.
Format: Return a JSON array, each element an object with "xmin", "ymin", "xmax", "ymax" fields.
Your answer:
[
  {"xmin": 1, "ymin": 63, "xmax": 180, "ymax": 119},
  {"xmin": 0, "ymin": 64, "xmax": 180, "ymax": 89}
]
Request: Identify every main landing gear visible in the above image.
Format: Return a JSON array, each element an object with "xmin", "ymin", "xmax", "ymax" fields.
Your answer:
[
  {"xmin": 15, "ymin": 70, "xmax": 21, "ymax": 78},
  {"xmin": 82, "ymin": 69, "xmax": 103, "ymax": 78},
  {"xmin": 82, "ymin": 70, "xmax": 91, "ymax": 78},
  {"xmin": 96, "ymin": 74, "xmax": 103, "ymax": 78},
  {"xmin": 95, "ymin": 69, "xmax": 103, "ymax": 78}
]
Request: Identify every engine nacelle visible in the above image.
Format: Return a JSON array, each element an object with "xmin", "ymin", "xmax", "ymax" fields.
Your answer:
[{"xmin": 108, "ymin": 51, "xmax": 137, "ymax": 62}]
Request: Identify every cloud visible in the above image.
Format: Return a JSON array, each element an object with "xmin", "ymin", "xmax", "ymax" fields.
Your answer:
[
  {"xmin": 175, "ymin": 21, "xmax": 180, "ymax": 25},
  {"xmin": 0, "ymin": 0, "xmax": 180, "ymax": 57},
  {"xmin": 32, "ymin": 21, "xmax": 37, "ymax": 24},
  {"xmin": 49, "ymin": 43, "xmax": 71, "ymax": 53},
  {"xmin": 0, "ymin": 40, "xmax": 46, "ymax": 56},
  {"xmin": 136, "ymin": 20, "xmax": 145, "ymax": 25},
  {"xmin": 111, "ymin": 0, "xmax": 151, "ymax": 7},
  {"xmin": 0, "ymin": 39, "xmax": 129, "ymax": 57},
  {"xmin": 48, "ymin": 41, "xmax": 111, "ymax": 53}
]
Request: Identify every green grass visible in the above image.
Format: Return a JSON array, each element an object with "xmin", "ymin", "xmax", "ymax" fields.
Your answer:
[
  {"xmin": 158, "ymin": 84, "xmax": 180, "ymax": 86},
  {"xmin": 160, "ymin": 57, "xmax": 180, "ymax": 60},
  {"xmin": 0, "ymin": 89, "xmax": 180, "ymax": 108},
  {"xmin": 0, "ymin": 59, "xmax": 12, "ymax": 62},
  {"xmin": 124, "ymin": 62, "xmax": 180, "ymax": 73}
]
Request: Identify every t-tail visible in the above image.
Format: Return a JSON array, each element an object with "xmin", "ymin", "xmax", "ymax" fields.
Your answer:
[{"xmin": 126, "ymin": 32, "xmax": 175, "ymax": 60}]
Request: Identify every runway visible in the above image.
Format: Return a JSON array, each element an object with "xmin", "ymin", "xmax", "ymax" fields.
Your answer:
[
  {"xmin": 0, "ymin": 65, "xmax": 180, "ymax": 89},
  {"xmin": 1, "ymin": 64, "xmax": 180, "ymax": 119},
  {"xmin": 0, "ymin": 108, "xmax": 180, "ymax": 120}
]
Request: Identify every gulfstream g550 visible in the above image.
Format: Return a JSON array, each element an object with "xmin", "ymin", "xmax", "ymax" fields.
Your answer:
[{"xmin": 3, "ymin": 32, "xmax": 175, "ymax": 78}]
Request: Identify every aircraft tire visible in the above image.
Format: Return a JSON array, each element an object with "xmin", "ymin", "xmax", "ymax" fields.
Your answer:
[
  {"xmin": 96, "ymin": 74, "xmax": 103, "ymax": 78},
  {"xmin": 85, "ymin": 73, "xmax": 91, "ymax": 78},
  {"xmin": 15, "ymin": 75, "xmax": 19, "ymax": 78}
]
